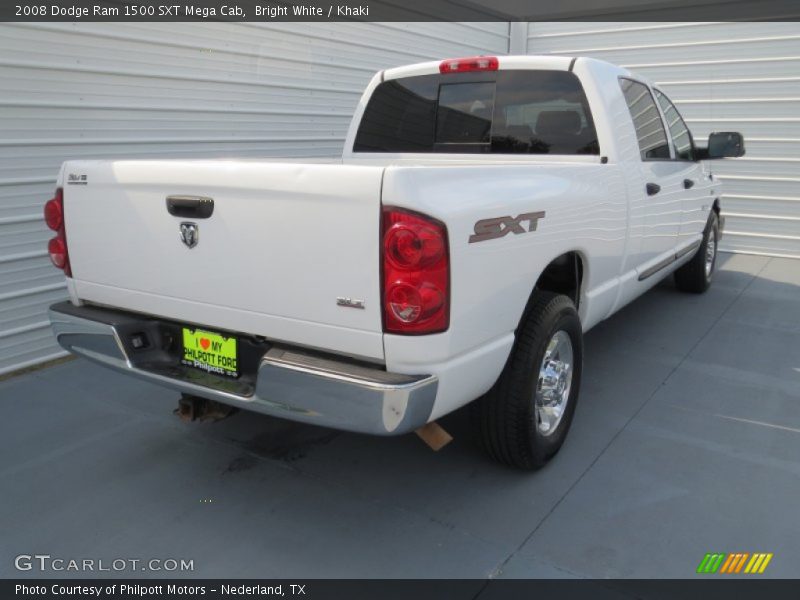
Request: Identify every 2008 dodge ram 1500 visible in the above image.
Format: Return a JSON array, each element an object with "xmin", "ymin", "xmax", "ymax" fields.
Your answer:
[{"xmin": 46, "ymin": 55, "xmax": 745, "ymax": 469}]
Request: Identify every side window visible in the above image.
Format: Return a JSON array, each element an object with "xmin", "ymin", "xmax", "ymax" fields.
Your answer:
[
  {"xmin": 619, "ymin": 78, "xmax": 671, "ymax": 160},
  {"xmin": 654, "ymin": 89, "xmax": 695, "ymax": 161}
]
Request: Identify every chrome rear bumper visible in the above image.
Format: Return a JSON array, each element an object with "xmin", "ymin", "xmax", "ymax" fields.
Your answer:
[{"xmin": 48, "ymin": 302, "xmax": 437, "ymax": 435}]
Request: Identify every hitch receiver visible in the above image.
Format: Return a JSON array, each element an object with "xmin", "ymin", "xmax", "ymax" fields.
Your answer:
[{"xmin": 175, "ymin": 394, "xmax": 238, "ymax": 423}]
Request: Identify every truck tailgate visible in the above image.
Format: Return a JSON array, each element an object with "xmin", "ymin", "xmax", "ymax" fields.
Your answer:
[{"xmin": 62, "ymin": 160, "xmax": 385, "ymax": 360}]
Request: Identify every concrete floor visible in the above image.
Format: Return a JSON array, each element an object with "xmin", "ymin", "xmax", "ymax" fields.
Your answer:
[{"xmin": 1, "ymin": 253, "xmax": 798, "ymax": 579}]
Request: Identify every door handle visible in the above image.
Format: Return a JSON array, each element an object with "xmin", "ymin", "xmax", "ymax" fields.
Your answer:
[
  {"xmin": 646, "ymin": 183, "xmax": 661, "ymax": 196},
  {"xmin": 683, "ymin": 179, "xmax": 695, "ymax": 189},
  {"xmin": 166, "ymin": 195, "xmax": 214, "ymax": 219}
]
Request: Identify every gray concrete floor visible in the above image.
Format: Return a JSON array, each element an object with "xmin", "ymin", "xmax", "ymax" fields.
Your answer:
[{"xmin": 1, "ymin": 253, "xmax": 799, "ymax": 579}]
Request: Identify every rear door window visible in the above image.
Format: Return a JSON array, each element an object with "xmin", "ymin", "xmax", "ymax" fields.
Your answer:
[
  {"xmin": 619, "ymin": 78, "xmax": 671, "ymax": 160},
  {"xmin": 354, "ymin": 70, "xmax": 599, "ymax": 155}
]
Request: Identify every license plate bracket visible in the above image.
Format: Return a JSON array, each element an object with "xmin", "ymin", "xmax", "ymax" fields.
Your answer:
[{"xmin": 181, "ymin": 327, "xmax": 239, "ymax": 379}]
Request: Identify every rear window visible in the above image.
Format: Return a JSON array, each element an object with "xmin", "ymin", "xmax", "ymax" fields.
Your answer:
[{"xmin": 354, "ymin": 70, "xmax": 599, "ymax": 155}]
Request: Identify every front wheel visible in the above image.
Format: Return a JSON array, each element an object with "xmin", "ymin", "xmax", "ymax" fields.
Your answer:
[
  {"xmin": 471, "ymin": 292, "xmax": 583, "ymax": 470},
  {"xmin": 674, "ymin": 212, "xmax": 719, "ymax": 294}
]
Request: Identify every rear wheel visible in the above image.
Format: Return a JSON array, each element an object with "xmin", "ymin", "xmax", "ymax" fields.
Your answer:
[
  {"xmin": 675, "ymin": 212, "xmax": 719, "ymax": 294},
  {"xmin": 471, "ymin": 292, "xmax": 583, "ymax": 470}
]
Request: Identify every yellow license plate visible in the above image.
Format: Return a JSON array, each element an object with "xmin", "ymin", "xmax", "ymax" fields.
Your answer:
[{"xmin": 181, "ymin": 327, "xmax": 238, "ymax": 378}]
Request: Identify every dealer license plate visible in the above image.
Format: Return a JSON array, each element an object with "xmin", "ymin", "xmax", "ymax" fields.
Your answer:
[{"xmin": 181, "ymin": 327, "xmax": 239, "ymax": 378}]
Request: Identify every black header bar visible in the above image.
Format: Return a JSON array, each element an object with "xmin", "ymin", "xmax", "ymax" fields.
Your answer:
[
  {"xmin": 2, "ymin": 0, "xmax": 799, "ymax": 21},
  {"xmin": 6, "ymin": 579, "xmax": 800, "ymax": 600}
]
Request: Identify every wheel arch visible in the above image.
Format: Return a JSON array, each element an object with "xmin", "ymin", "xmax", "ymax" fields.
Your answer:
[{"xmin": 518, "ymin": 250, "xmax": 586, "ymax": 330}]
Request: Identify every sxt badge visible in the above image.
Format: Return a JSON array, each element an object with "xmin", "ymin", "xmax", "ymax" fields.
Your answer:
[{"xmin": 469, "ymin": 211, "xmax": 546, "ymax": 244}]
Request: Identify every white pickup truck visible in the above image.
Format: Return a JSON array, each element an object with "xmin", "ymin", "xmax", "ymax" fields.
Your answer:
[{"xmin": 46, "ymin": 55, "xmax": 744, "ymax": 469}]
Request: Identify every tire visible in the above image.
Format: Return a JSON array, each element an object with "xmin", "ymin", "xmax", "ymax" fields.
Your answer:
[
  {"xmin": 471, "ymin": 292, "xmax": 583, "ymax": 470},
  {"xmin": 674, "ymin": 212, "xmax": 719, "ymax": 294}
]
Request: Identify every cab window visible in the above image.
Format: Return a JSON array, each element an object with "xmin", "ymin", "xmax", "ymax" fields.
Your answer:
[
  {"xmin": 654, "ymin": 89, "xmax": 696, "ymax": 161},
  {"xmin": 619, "ymin": 78, "xmax": 671, "ymax": 160},
  {"xmin": 354, "ymin": 70, "xmax": 599, "ymax": 155}
]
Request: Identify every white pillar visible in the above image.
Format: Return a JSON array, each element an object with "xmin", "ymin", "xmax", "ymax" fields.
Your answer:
[{"xmin": 508, "ymin": 22, "xmax": 528, "ymax": 55}]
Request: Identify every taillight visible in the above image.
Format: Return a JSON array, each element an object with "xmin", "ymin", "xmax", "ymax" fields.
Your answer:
[
  {"xmin": 48, "ymin": 237, "xmax": 67, "ymax": 269},
  {"xmin": 44, "ymin": 188, "xmax": 71, "ymax": 276},
  {"xmin": 44, "ymin": 196, "xmax": 63, "ymax": 230},
  {"xmin": 439, "ymin": 56, "xmax": 499, "ymax": 74},
  {"xmin": 382, "ymin": 207, "xmax": 449, "ymax": 334}
]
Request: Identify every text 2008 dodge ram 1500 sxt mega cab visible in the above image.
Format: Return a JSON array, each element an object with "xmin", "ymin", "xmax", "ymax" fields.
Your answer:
[{"xmin": 46, "ymin": 56, "xmax": 745, "ymax": 470}]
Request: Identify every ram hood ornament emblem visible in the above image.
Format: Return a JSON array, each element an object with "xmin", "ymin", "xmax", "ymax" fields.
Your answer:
[{"xmin": 180, "ymin": 222, "xmax": 199, "ymax": 248}]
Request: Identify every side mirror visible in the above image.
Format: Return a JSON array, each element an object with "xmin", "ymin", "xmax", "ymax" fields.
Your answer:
[{"xmin": 704, "ymin": 132, "xmax": 745, "ymax": 159}]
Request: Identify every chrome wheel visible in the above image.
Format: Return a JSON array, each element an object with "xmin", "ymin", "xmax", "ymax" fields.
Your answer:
[
  {"xmin": 535, "ymin": 330, "xmax": 574, "ymax": 437},
  {"xmin": 704, "ymin": 227, "xmax": 717, "ymax": 278}
]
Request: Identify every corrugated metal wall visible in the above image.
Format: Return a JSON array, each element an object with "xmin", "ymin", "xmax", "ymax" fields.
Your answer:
[
  {"xmin": 0, "ymin": 22, "xmax": 510, "ymax": 375},
  {"xmin": 4, "ymin": 21, "xmax": 796, "ymax": 375},
  {"xmin": 526, "ymin": 22, "xmax": 800, "ymax": 259}
]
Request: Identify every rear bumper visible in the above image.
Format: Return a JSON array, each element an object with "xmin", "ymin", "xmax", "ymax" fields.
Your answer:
[{"xmin": 48, "ymin": 302, "xmax": 437, "ymax": 435}]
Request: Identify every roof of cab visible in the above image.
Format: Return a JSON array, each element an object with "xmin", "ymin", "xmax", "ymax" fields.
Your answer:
[{"xmin": 382, "ymin": 55, "xmax": 634, "ymax": 83}]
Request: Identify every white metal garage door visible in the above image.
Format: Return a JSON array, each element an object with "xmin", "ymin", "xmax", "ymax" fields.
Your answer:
[
  {"xmin": 0, "ymin": 22, "xmax": 510, "ymax": 375},
  {"xmin": 526, "ymin": 22, "xmax": 800, "ymax": 259}
]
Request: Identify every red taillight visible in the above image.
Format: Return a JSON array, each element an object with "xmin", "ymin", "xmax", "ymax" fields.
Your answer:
[
  {"xmin": 44, "ymin": 197, "xmax": 62, "ymax": 231},
  {"xmin": 48, "ymin": 237, "xmax": 67, "ymax": 269},
  {"xmin": 439, "ymin": 56, "xmax": 499, "ymax": 74},
  {"xmin": 382, "ymin": 207, "xmax": 449, "ymax": 334},
  {"xmin": 45, "ymin": 188, "xmax": 71, "ymax": 276}
]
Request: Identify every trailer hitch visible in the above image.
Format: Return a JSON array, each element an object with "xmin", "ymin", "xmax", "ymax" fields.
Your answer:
[{"xmin": 174, "ymin": 394, "xmax": 238, "ymax": 423}]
